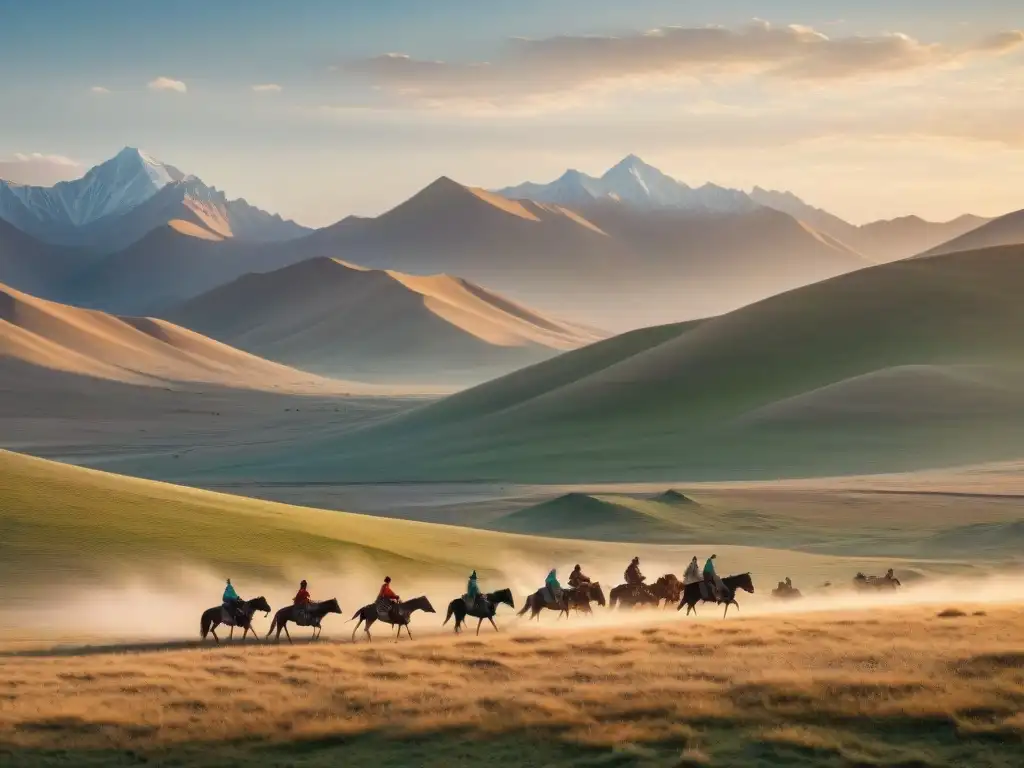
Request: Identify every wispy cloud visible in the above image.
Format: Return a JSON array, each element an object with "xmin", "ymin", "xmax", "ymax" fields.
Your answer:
[
  {"xmin": 148, "ymin": 76, "xmax": 187, "ymax": 93},
  {"xmin": 0, "ymin": 153, "xmax": 81, "ymax": 186},
  {"xmin": 90, "ymin": 86, "xmax": 110, "ymax": 94},
  {"xmin": 252, "ymin": 83, "xmax": 283, "ymax": 93},
  {"xmin": 340, "ymin": 21, "xmax": 1024, "ymax": 106}
]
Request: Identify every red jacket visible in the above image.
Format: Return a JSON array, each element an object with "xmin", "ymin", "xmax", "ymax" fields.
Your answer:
[
  {"xmin": 293, "ymin": 588, "xmax": 311, "ymax": 606},
  {"xmin": 378, "ymin": 583, "xmax": 398, "ymax": 601}
]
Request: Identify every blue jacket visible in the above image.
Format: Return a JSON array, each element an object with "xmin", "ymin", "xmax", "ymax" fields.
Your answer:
[
  {"xmin": 223, "ymin": 583, "xmax": 239, "ymax": 602},
  {"xmin": 467, "ymin": 575, "xmax": 480, "ymax": 598},
  {"xmin": 703, "ymin": 558, "xmax": 717, "ymax": 578}
]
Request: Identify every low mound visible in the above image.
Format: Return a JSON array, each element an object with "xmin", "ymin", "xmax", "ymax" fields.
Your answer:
[
  {"xmin": 0, "ymin": 282, "xmax": 360, "ymax": 394},
  {"xmin": 924, "ymin": 521, "xmax": 1024, "ymax": 558},
  {"xmin": 164, "ymin": 257, "xmax": 603, "ymax": 386},
  {"xmin": 491, "ymin": 492, "xmax": 705, "ymax": 541},
  {"xmin": 652, "ymin": 490, "xmax": 700, "ymax": 506},
  {"xmin": 206, "ymin": 243, "xmax": 1024, "ymax": 483}
]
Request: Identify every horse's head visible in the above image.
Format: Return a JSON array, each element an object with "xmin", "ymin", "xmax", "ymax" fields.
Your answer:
[
  {"xmin": 490, "ymin": 588, "xmax": 514, "ymax": 608},
  {"xmin": 249, "ymin": 596, "xmax": 272, "ymax": 615},
  {"xmin": 732, "ymin": 573, "xmax": 755, "ymax": 594},
  {"xmin": 406, "ymin": 596, "xmax": 436, "ymax": 614},
  {"xmin": 321, "ymin": 598, "xmax": 342, "ymax": 615},
  {"xmin": 591, "ymin": 583, "xmax": 607, "ymax": 606}
]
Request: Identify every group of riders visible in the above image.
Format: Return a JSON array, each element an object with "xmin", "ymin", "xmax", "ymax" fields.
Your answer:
[
  {"xmin": 221, "ymin": 575, "xmax": 405, "ymax": 627},
  {"xmin": 219, "ymin": 554, "xmax": 734, "ymax": 627}
]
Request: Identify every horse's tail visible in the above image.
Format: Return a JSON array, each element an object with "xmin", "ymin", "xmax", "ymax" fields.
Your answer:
[
  {"xmin": 609, "ymin": 591, "xmax": 618, "ymax": 609},
  {"xmin": 265, "ymin": 613, "xmax": 277, "ymax": 638},
  {"xmin": 348, "ymin": 607, "xmax": 362, "ymax": 622},
  {"xmin": 200, "ymin": 610, "xmax": 213, "ymax": 639},
  {"xmin": 516, "ymin": 596, "xmax": 532, "ymax": 617},
  {"xmin": 444, "ymin": 603, "xmax": 454, "ymax": 626}
]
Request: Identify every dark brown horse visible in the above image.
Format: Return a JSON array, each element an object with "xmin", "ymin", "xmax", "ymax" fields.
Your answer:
[
  {"xmin": 560, "ymin": 582, "xmax": 607, "ymax": 617},
  {"xmin": 517, "ymin": 587, "xmax": 572, "ymax": 620},
  {"xmin": 351, "ymin": 596, "xmax": 435, "ymax": 641},
  {"xmin": 608, "ymin": 581, "xmax": 660, "ymax": 609},
  {"xmin": 200, "ymin": 596, "xmax": 271, "ymax": 643},
  {"xmin": 853, "ymin": 572, "xmax": 901, "ymax": 591},
  {"xmin": 678, "ymin": 573, "xmax": 754, "ymax": 618},
  {"xmin": 266, "ymin": 598, "xmax": 341, "ymax": 643},
  {"xmin": 444, "ymin": 588, "xmax": 514, "ymax": 635},
  {"xmin": 651, "ymin": 574, "xmax": 683, "ymax": 607}
]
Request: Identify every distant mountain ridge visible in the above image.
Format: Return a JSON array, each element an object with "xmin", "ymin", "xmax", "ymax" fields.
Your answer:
[
  {"xmin": 0, "ymin": 147, "xmax": 310, "ymax": 251},
  {"xmin": 499, "ymin": 155, "xmax": 989, "ymax": 262}
]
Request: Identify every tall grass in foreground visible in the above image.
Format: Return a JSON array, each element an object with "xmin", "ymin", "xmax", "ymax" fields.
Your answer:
[{"xmin": 2, "ymin": 606, "xmax": 1023, "ymax": 766}]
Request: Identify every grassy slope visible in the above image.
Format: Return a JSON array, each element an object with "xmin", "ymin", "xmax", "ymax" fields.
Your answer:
[
  {"xmin": 4, "ymin": 608, "xmax": 1024, "ymax": 767},
  {"xmin": 217, "ymin": 244, "xmax": 1024, "ymax": 483},
  {"xmin": 0, "ymin": 450, "xmax": 955, "ymax": 598}
]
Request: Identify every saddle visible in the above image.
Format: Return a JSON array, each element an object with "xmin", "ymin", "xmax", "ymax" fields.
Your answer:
[
  {"xmin": 294, "ymin": 602, "xmax": 320, "ymax": 627},
  {"xmin": 220, "ymin": 604, "xmax": 245, "ymax": 626},
  {"xmin": 375, "ymin": 597, "xmax": 399, "ymax": 622},
  {"xmin": 699, "ymin": 582, "xmax": 716, "ymax": 601}
]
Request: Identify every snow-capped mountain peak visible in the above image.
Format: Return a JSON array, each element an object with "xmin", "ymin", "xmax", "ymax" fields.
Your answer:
[{"xmin": 496, "ymin": 155, "xmax": 758, "ymax": 214}]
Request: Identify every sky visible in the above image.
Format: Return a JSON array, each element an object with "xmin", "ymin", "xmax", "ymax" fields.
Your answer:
[{"xmin": 1, "ymin": 0, "xmax": 1022, "ymax": 227}]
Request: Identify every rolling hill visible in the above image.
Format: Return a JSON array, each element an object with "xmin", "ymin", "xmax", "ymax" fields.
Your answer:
[
  {"xmin": 201, "ymin": 243, "xmax": 1024, "ymax": 483},
  {"xmin": 0, "ymin": 218, "xmax": 96, "ymax": 301},
  {"xmin": 163, "ymin": 257, "xmax": 602, "ymax": 386},
  {"xmin": 922, "ymin": 208, "xmax": 1024, "ymax": 257},
  {"xmin": 0, "ymin": 281, "xmax": 358, "ymax": 394}
]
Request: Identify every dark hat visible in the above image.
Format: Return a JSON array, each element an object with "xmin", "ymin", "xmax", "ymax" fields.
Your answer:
[{"xmin": 384, "ymin": 576, "xmax": 391, "ymax": 583}]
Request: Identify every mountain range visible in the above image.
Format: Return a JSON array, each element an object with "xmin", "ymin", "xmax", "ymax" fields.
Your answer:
[
  {"xmin": 498, "ymin": 155, "xmax": 990, "ymax": 263},
  {"xmin": 0, "ymin": 147, "xmax": 309, "ymax": 251}
]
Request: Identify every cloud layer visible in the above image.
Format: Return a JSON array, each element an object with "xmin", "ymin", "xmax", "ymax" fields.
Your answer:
[
  {"xmin": 342, "ymin": 21, "xmax": 1024, "ymax": 105},
  {"xmin": 148, "ymin": 77, "xmax": 187, "ymax": 93},
  {"xmin": 252, "ymin": 83, "xmax": 283, "ymax": 93},
  {"xmin": 0, "ymin": 153, "xmax": 81, "ymax": 186}
]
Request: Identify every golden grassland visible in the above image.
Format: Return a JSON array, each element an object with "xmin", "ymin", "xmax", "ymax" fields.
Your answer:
[{"xmin": 2, "ymin": 606, "xmax": 1024, "ymax": 767}]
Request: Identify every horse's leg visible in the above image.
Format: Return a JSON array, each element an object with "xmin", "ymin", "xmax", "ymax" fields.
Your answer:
[
  {"xmin": 229, "ymin": 626, "xmax": 234, "ymax": 642},
  {"xmin": 476, "ymin": 618, "xmax": 483, "ymax": 636},
  {"xmin": 211, "ymin": 626, "xmax": 220, "ymax": 644},
  {"xmin": 284, "ymin": 623, "xmax": 293, "ymax": 645},
  {"xmin": 404, "ymin": 623, "xmax": 413, "ymax": 641},
  {"xmin": 488, "ymin": 617, "xmax": 498, "ymax": 633},
  {"xmin": 352, "ymin": 617, "xmax": 363, "ymax": 642}
]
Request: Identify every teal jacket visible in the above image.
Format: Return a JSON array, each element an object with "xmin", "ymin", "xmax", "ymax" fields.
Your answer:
[
  {"xmin": 703, "ymin": 558, "xmax": 717, "ymax": 578},
  {"xmin": 546, "ymin": 570, "xmax": 561, "ymax": 591},
  {"xmin": 467, "ymin": 575, "xmax": 480, "ymax": 598},
  {"xmin": 223, "ymin": 583, "xmax": 239, "ymax": 602}
]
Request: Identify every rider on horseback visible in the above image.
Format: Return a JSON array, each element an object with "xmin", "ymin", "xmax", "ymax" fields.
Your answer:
[
  {"xmin": 222, "ymin": 578, "xmax": 245, "ymax": 624},
  {"xmin": 624, "ymin": 557, "xmax": 645, "ymax": 597},
  {"xmin": 683, "ymin": 557, "xmax": 701, "ymax": 585},
  {"xmin": 703, "ymin": 555, "xmax": 723, "ymax": 601},
  {"xmin": 293, "ymin": 579, "xmax": 312, "ymax": 621},
  {"xmin": 568, "ymin": 564, "xmax": 591, "ymax": 590},
  {"xmin": 379, "ymin": 577, "xmax": 400, "ymax": 607},
  {"xmin": 464, "ymin": 571, "xmax": 484, "ymax": 611},
  {"xmin": 545, "ymin": 569, "xmax": 563, "ymax": 605}
]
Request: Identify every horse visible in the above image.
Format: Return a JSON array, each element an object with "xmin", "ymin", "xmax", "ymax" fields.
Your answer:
[
  {"xmin": 560, "ymin": 582, "xmax": 607, "ymax": 617},
  {"xmin": 444, "ymin": 588, "xmax": 514, "ymax": 635},
  {"xmin": 266, "ymin": 598, "xmax": 342, "ymax": 643},
  {"xmin": 651, "ymin": 574, "xmax": 683, "ymax": 607},
  {"xmin": 351, "ymin": 596, "xmax": 435, "ymax": 642},
  {"xmin": 853, "ymin": 572, "xmax": 901, "ymax": 591},
  {"xmin": 678, "ymin": 573, "xmax": 755, "ymax": 618},
  {"xmin": 517, "ymin": 586, "xmax": 575, "ymax": 620},
  {"xmin": 200, "ymin": 596, "xmax": 271, "ymax": 643},
  {"xmin": 608, "ymin": 582, "xmax": 660, "ymax": 609}
]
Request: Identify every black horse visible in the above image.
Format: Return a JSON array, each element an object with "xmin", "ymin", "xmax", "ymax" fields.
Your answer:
[
  {"xmin": 200, "ymin": 596, "xmax": 271, "ymax": 643},
  {"xmin": 444, "ymin": 588, "xmax": 515, "ymax": 635},
  {"xmin": 266, "ymin": 598, "xmax": 342, "ymax": 643},
  {"xmin": 678, "ymin": 573, "xmax": 755, "ymax": 618}
]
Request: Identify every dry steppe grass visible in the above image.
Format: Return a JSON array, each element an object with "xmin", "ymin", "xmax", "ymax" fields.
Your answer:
[{"xmin": 2, "ymin": 607, "xmax": 1024, "ymax": 767}]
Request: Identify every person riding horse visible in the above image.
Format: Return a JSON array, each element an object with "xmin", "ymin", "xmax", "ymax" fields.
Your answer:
[
  {"xmin": 624, "ymin": 557, "xmax": 645, "ymax": 597},
  {"xmin": 464, "ymin": 571, "xmax": 486, "ymax": 612},
  {"xmin": 703, "ymin": 555, "xmax": 726, "ymax": 601},
  {"xmin": 293, "ymin": 579, "xmax": 312, "ymax": 622},
  {"xmin": 568, "ymin": 564, "xmax": 591, "ymax": 590},
  {"xmin": 544, "ymin": 569, "xmax": 563, "ymax": 605},
  {"xmin": 683, "ymin": 557, "xmax": 701, "ymax": 586},
  {"xmin": 222, "ymin": 579, "xmax": 246, "ymax": 625},
  {"xmin": 377, "ymin": 577, "xmax": 401, "ymax": 618}
]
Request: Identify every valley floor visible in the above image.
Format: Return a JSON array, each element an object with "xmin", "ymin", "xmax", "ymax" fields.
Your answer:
[{"xmin": 2, "ymin": 606, "xmax": 1024, "ymax": 767}]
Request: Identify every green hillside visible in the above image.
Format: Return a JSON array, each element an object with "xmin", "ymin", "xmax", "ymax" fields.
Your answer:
[{"xmin": 198, "ymin": 244, "xmax": 1024, "ymax": 483}]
